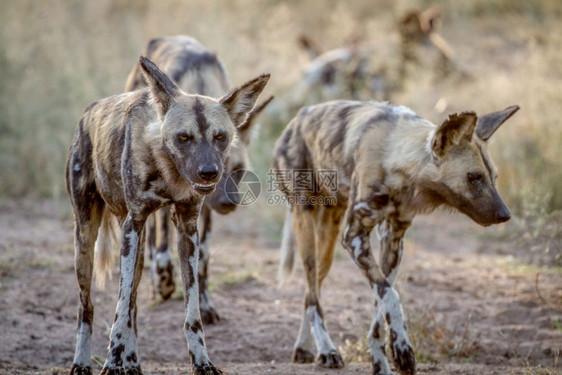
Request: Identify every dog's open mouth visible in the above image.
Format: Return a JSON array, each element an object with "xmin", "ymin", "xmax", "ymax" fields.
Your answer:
[{"xmin": 192, "ymin": 182, "xmax": 216, "ymax": 194}]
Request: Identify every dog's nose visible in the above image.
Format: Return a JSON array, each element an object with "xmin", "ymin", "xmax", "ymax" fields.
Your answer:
[
  {"xmin": 198, "ymin": 165, "xmax": 219, "ymax": 181},
  {"xmin": 219, "ymin": 199, "xmax": 237, "ymax": 212},
  {"xmin": 495, "ymin": 208, "xmax": 511, "ymax": 223}
]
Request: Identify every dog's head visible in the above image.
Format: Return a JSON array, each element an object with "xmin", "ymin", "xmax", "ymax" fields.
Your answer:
[
  {"xmin": 139, "ymin": 56, "xmax": 270, "ymax": 196},
  {"xmin": 204, "ymin": 95, "xmax": 274, "ymax": 214},
  {"xmin": 424, "ymin": 105, "xmax": 519, "ymax": 226}
]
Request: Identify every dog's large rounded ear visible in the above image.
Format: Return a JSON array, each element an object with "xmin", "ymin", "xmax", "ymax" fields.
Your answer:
[
  {"xmin": 432, "ymin": 111, "xmax": 477, "ymax": 157},
  {"xmin": 419, "ymin": 5, "xmax": 441, "ymax": 33},
  {"xmin": 139, "ymin": 56, "xmax": 181, "ymax": 117},
  {"xmin": 237, "ymin": 95, "xmax": 274, "ymax": 145},
  {"xmin": 220, "ymin": 73, "xmax": 270, "ymax": 128},
  {"xmin": 476, "ymin": 105, "xmax": 520, "ymax": 141}
]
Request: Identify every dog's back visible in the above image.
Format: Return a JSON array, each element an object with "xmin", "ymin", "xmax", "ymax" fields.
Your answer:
[
  {"xmin": 273, "ymin": 100, "xmax": 429, "ymax": 201},
  {"xmin": 125, "ymin": 36, "xmax": 229, "ymax": 97}
]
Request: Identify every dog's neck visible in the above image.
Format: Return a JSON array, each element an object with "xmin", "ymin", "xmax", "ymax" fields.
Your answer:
[
  {"xmin": 382, "ymin": 121, "xmax": 448, "ymax": 215},
  {"xmin": 383, "ymin": 120, "xmax": 436, "ymax": 187}
]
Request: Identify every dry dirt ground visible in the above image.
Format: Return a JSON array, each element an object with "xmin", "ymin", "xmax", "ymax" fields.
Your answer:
[{"xmin": 0, "ymin": 200, "xmax": 560, "ymax": 375}]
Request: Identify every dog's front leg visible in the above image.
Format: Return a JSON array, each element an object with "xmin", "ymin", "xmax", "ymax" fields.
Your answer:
[
  {"xmin": 375, "ymin": 218, "xmax": 414, "ymax": 375},
  {"xmin": 342, "ymin": 190, "xmax": 415, "ymax": 375},
  {"xmin": 175, "ymin": 202, "xmax": 223, "ymax": 375},
  {"xmin": 101, "ymin": 212, "xmax": 146, "ymax": 375},
  {"xmin": 198, "ymin": 205, "xmax": 220, "ymax": 324}
]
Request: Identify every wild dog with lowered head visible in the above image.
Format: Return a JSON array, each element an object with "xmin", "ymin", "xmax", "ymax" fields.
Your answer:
[
  {"xmin": 273, "ymin": 100, "xmax": 518, "ymax": 374},
  {"xmin": 125, "ymin": 36, "xmax": 273, "ymax": 324},
  {"xmin": 66, "ymin": 55, "xmax": 269, "ymax": 374},
  {"xmin": 294, "ymin": 6, "xmax": 455, "ymax": 104}
]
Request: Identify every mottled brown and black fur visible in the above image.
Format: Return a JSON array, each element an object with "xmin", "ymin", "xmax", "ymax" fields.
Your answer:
[
  {"xmin": 125, "ymin": 36, "xmax": 273, "ymax": 324},
  {"xmin": 66, "ymin": 55, "xmax": 269, "ymax": 375},
  {"xmin": 294, "ymin": 7, "xmax": 456, "ymax": 104},
  {"xmin": 274, "ymin": 100, "xmax": 518, "ymax": 374}
]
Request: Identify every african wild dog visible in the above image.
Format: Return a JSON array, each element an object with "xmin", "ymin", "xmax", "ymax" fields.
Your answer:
[
  {"xmin": 125, "ymin": 36, "xmax": 273, "ymax": 324},
  {"xmin": 273, "ymin": 100, "xmax": 518, "ymax": 374},
  {"xmin": 66, "ymin": 55, "xmax": 269, "ymax": 374},
  {"xmin": 293, "ymin": 6, "xmax": 456, "ymax": 104}
]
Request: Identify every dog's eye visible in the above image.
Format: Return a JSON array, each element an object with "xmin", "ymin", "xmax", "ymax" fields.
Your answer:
[
  {"xmin": 232, "ymin": 163, "xmax": 244, "ymax": 172},
  {"xmin": 467, "ymin": 172, "xmax": 484, "ymax": 184},
  {"xmin": 214, "ymin": 132, "xmax": 226, "ymax": 141},
  {"xmin": 177, "ymin": 133, "xmax": 193, "ymax": 142}
]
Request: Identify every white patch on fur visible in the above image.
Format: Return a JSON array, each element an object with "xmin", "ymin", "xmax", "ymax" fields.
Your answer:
[
  {"xmin": 150, "ymin": 246, "xmax": 173, "ymax": 296},
  {"xmin": 308, "ymin": 306, "xmax": 337, "ymax": 354},
  {"xmin": 103, "ymin": 229, "xmax": 140, "ymax": 368},
  {"xmin": 386, "ymin": 267, "xmax": 400, "ymax": 287},
  {"xmin": 184, "ymin": 326, "xmax": 208, "ymax": 365},
  {"xmin": 353, "ymin": 201, "xmax": 371, "ymax": 212},
  {"xmin": 121, "ymin": 230, "xmax": 138, "ymax": 289},
  {"xmin": 183, "ymin": 271, "xmax": 210, "ymax": 364},
  {"xmin": 72, "ymin": 322, "xmax": 91, "ymax": 366},
  {"xmin": 351, "ymin": 236, "xmax": 363, "ymax": 259},
  {"xmin": 368, "ymin": 310, "xmax": 393, "ymax": 374},
  {"xmin": 301, "ymin": 105, "xmax": 313, "ymax": 115},
  {"xmin": 156, "ymin": 249, "xmax": 172, "ymax": 269},
  {"xmin": 294, "ymin": 306, "xmax": 315, "ymax": 352},
  {"xmin": 142, "ymin": 189, "xmax": 169, "ymax": 203},
  {"xmin": 375, "ymin": 287, "xmax": 412, "ymax": 354},
  {"xmin": 391, "ymin": 105, "xmax": 417, "ymax": 118},
  {"xmin": 198, "ymin": 239, "xmax": 215, "ymax": 313},
  {"xmin": 180, "ymin": 239, "xmax": 210, "ymax": 366},
  {"xmin": 189, "ymin": 233, "xmax": 198, "ymax": 246},
  {"xmin": 146, "ymin": 120, "xmax": 163, "ymax": 139},
  {"xmin": 425, "ymin": 128, "xmax": 437, "ymax": 156},
  {"xmin": 375, "ymin": 221, "xmax": 389, "ymax": 242}
]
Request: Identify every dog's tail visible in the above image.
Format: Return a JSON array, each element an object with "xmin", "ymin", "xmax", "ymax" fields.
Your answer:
[
  {"xmin": 278, "ymin": 207, "xmax": 296, "ymax": 285},
  {"xmin": 94, "ymin": 208, "xmax": 119, "ymax": 289}
]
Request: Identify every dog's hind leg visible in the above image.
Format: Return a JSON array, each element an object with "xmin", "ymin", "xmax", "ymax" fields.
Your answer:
[
  {"xmin": 69, "ymin": 198, "xmax": 104, "ymax": 375},
  {"xmin": 291, "ymin": 206, "xmax": 316, "ymax": 364},
  {"xmin": 68, "ymin": 204, "xmax": 103, "ymax": 369},
  {"xmin": 292, "ymin": 205, "xmax": 344, "ymax": 368},
  {"xmin": 67, "ymin": 122, "xmax": 105, "ymax": 375},
  {"xmin": 148, "ymin": 207, "xmax": 175, "ymax": 300},
  {"xmin": 314, "ymin": 205, "xmax": 345, "ymax": 368}
]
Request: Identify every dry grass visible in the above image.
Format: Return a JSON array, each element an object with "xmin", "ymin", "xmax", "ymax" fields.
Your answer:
[
  {"xmin": 407, "ymin": 307, "xmax": 477, "ymax": 363},
  {"xmin": 338, "ymin": 306, "xmax": 477, "ymax": 364}
]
